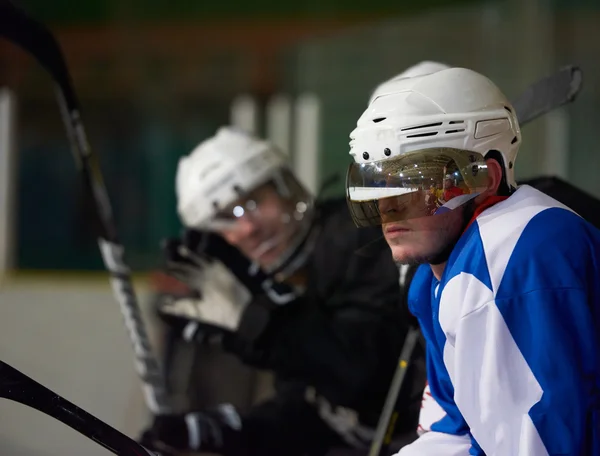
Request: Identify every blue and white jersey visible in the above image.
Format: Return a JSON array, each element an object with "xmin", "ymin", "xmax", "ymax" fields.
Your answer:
[{"xmin": 397, "ymin": 185, "xmax": 600, "ymax": 456}]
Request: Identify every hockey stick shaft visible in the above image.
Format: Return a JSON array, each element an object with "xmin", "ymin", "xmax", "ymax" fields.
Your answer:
[
  {"xmin": 0, "ymin": 360, "xmax": 157, "ymax": 455},
  {"xmin": 368, "ymin": 327, "xmax": 420, "ymax": 456},
  {"xmin": 0, "ymin": 0, "xmax": 171, "ymax": 414}
]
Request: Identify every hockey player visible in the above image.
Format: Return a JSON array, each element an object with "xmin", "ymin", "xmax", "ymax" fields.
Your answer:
[
  {"xmin": 138, "ymin": 126, "xmax": 425, "ymax": 456},
  {"xmin": 345, "ymin": 66, "xmax": 600, "ymax": 455}
]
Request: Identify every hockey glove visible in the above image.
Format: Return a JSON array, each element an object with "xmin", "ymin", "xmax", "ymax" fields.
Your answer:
[
  {"xmin": 158, "ymin": 230, "xmax": 253, "ymax": 332},
  {"xmin": 139, "ymin": 404, "xmax": 242, "ymax": 453},
  {"xmin": 164, "ymin": 229, "xmax": 300, "ymax": 304}
]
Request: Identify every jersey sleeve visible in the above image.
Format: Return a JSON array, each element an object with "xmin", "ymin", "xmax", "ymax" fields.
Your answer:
[
  {"xmin": 403, "ymin": 264, "xmax": 478, "ymax": 455},
  {"xmin": 395, "ymin": 428, "xmax": 472, "ymax": 456},
  {"xmin": 453, "ymin": 207, "xmax": 600, "ymax": 455},
  {"xmin": 397, "ymin": 382, "xmax": 472, "ymax": 456},
  {"xmin": 453, "ymin": 286, "xmax": 598, "ymax": 455},
  {"xmin": 396, "ymin": 347, "xmax": 478, "ymax": 456},
  {"xmin": 417, "ymin": 382, "xmax": 448, "ymax": 435}
]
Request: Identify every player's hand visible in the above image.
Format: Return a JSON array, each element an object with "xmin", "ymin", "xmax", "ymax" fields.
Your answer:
[{"xmin": 161, "ymin": 231, "xmax": 213, "ymax": 292}]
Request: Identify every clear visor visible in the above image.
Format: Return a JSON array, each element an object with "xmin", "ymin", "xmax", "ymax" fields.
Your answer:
[
  {"xmin": 207, "ymin": 168, "xmax": 313, "ymax": 269},
  {"xmin": 346, "ymin": 148, "xmax": 489, "ymax": 227}
]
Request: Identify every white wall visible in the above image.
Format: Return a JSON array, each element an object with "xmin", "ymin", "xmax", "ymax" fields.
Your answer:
[{"xmin": 0, "ymin": 274, "xmax": 156, "ymax": 455}]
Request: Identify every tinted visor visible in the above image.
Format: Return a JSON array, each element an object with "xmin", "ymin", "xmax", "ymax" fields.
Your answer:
[{"xmin": 346, "ymin": 148, "xmax": 489, "ymax": 227}]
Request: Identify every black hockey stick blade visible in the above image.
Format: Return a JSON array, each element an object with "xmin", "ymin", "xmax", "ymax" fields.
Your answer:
[
  {"xmin": 0, "ymin": 1, "xmax": 74, "ymax": 105},
  {"xmin": 513, "ymin": 65, "xmax": 583, "ymax": 126},
  {"xmin": 0, "ymin": 360, "xmax": 157, "ymax": 455},
  {"xmin": 0, "ymin": 0, "xmax": 171, "ymax": 415}
]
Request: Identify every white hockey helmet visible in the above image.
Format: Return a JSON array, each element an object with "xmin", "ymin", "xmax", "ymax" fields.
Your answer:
[
  {"xmin": 177, "ymin": 126, "xmax": 293, "ymax": 228},
  {"xmin": 368, "ymin": 61, "xmax": 451, "ymax": 105},
  {"xmin": 346, "ymin": 67, "xmax": 521, "ymax": 227},
  {"xmin": 176, "ymin": 126, "xmax": 315, "ymax": 278}
]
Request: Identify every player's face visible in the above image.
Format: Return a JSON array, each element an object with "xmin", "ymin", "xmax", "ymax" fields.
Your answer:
[
  {"xmin": 217, "ymin": 184, "xmax": 298, "ymax": 269},
  {"xmin": 380, "ymin": 199, "xmax": 466, "ymax": 265},
  {"xmin": 347, "ymin": 148, "xmax": 505, "ymax": 267},
  {"xmin": 378, "ymin": 157, "xmax": 505, "ymax": 266}
]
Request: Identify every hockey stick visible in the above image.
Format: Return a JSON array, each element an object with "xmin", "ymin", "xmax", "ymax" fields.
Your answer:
[
  {"xmin": 368, "ymin": 326, "xmax": 420, "ymax": 456},
  {"xmin": 0, "ymin": 0, "xmax": 171, "ymax": 415},
  {"xmin": 0, "ymin": 359, "xmax": 157, "ymax": 455},
  {"xmin": 513, "ymin": 64, "xmax": 583, "ymax": 125},
  {"xmin": 368, "ymin": 65, "xmax": 584, "ymax": 456}
]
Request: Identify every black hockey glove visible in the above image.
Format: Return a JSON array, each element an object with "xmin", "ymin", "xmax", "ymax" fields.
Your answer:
[{"xmin": 139, "ymin": 404, "xmax": 242, "ymax": 454}]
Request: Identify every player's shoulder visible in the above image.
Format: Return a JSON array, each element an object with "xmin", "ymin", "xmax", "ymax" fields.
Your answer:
[
  {"xmin": 476, "ymin": 184, "xmax": 598, "ymax": 247},
  {"xmin": 475, "ymin": 185, "xmax": 600, "ymax": 295}
]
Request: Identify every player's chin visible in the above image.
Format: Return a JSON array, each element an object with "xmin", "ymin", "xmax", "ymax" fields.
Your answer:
[
  {"xmin": 388, "ymin": 242, "xmax": 428, "ymax": 266},
  {"xmin": 256, "ymin": 245, "xmax": 286, "ymax": 269}
]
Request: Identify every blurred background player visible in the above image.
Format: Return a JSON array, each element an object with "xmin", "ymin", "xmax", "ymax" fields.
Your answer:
[
  {"xmin": 138, "ymin": 126, "xmax": 426, "ymax": 456},
  {"xmin": 140, "ymin": 61, "xmax": 452, "ymax": 456}
]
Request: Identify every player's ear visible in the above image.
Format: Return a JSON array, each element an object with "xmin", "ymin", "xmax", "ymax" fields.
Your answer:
[
  {"xmin": 484, "ymin": 158, "xmax": 504, "ymax": 196},
  {"xmin": 480, "ymin": 149, "xmax": 512, "ymax": 197},
  {"xmin": 473, "ymin": 153, "xmax": 507, "ymax": 205}
]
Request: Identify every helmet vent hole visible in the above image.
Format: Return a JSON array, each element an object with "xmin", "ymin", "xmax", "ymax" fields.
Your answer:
[
  {"xmin": 363, "ymin": 152, "xmax": 370, "ymax": 160},
  {"xmin": 449, "ymin": 120, "xmax": 464, "ymax": 124},
  {"xmin": 445, "ymin": 129, "xmax": 465, "ymax": 134},
  {"xmin": 384, "ymin": 148, "xmax": 391, "ymax": 156},
  {"xmin": 406, "ymin": 132, "xmax": 438, "ymax": 138},
  {"xmin": 401, "ymin": 122, "xmax": 442, "ymax": 131},
  {"xmin": 511, "ymin": 136, "xmax": 518, "ymax": 144},
  {"xmin": 504, "ymin": 106, "xmax": 513, "ymax": 114},
  {"xmin": 373, "ymin": 117, "xmax": 386, "ymax": 123}
]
